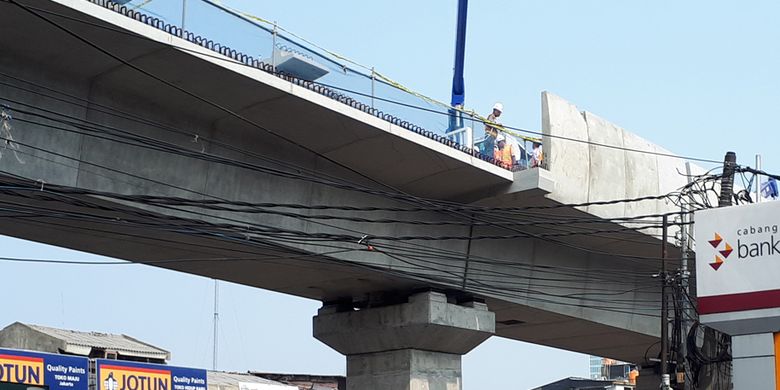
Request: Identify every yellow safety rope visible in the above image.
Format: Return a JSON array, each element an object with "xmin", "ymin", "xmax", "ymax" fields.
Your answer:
[
  {"xmin": 132, "ymin": 0, "xmax": 154, "ymax": 11},
  {"xmin": 210, "ymin": 0, "xmax": 541, "ymax": 143}
]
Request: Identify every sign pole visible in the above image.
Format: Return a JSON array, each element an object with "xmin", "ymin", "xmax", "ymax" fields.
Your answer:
[
  {"xmin": 756, "ymin": 154, "xmax": 762, "ymax": 203},
  {"xmin": 213, "ymin": 279, "xmax": 219, "ymax": 371}
]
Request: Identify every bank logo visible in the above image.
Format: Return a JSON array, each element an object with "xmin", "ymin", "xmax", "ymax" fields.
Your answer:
[{"xmin": 708, "ymin": 233, "xmax": 733, "ymax": 270}]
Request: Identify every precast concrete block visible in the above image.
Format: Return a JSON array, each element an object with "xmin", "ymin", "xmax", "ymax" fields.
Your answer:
[
  {"xmin": 621, "ymin": 131, "xmax": 660, "ymax": 222},
  {"xmin": 542, "ymin": 91, "xmax": 590, "ymax": 205},
  {"xmin": 583, "ymin": 111, "xmax": 627, "ymax": 218},
  {"xmin": 653, "ymin": 144, "xmax": 690, "ymax": 212}
]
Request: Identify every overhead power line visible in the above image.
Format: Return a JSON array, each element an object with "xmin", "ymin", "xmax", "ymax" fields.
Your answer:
[
  {"xmin": 0, "ymin": 0, "xmax": 724, "ymax": 264},
  {"xmin": 2, "ymin": 1, "xmax": 747, "ymax": 321},
  {"xmin": 1, "ymin": 1, "xmax": 726, "ymax": 166},
  {"xmin": 0, "ymin": 96, "xmax": 690, "ymax": 228},
  {"xmin": 5, "ymin": 0, "xmax": 409, "ymax": 200}
]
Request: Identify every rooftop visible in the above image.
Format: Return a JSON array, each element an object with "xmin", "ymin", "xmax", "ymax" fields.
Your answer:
[
  {"xmin": 0, "ymin": 322, "xmax": 170, "ymax": 361},
  {"xmin": 207, "ymin": 371, "xmax": 297, "ymax": 390},
  {"xmin": 530, "ymin": 377, "xmax": 633, "ymax": 390}
]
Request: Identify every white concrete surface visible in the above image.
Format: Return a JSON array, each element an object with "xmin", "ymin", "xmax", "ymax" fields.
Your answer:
[{"xmin": 542, "ymin": 91, "xmax": 712, "ymax": 243}]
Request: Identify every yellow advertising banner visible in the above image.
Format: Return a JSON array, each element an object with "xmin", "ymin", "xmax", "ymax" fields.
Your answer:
[
  {"xmin": 98, "ymin": 364, "xmax": 172, "ymax": 390},
  {"xmin": 0, "ymin": 353, "xmax": 45, "ymax": 386}
]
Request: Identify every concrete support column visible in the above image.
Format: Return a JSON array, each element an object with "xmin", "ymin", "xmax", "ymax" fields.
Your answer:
[
  {"xmin": 313, "ymin": 291, "xmax": 495, "ymax": 390},
  {"xmin": 732, "ymin": 333, "xmax": 777, "ymax": 390}
]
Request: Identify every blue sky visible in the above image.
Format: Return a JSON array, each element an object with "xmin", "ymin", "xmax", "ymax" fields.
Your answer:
[
  {"xmin": 212, "ymin": 0, "xmax": 779, "ymax": 171},
  {"xmin": 2, "ymin": 1, "xmax": 780, "ymax": 389}
]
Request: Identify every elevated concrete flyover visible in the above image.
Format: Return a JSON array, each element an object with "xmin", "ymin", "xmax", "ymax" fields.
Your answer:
[{"xmin": 0, "ymin": 0, "xmax": 709, "ymax": 376}]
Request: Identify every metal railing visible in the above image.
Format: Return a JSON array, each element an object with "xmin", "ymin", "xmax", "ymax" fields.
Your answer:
[{"xmin": 88, "ymin": 0, "xmax": 544, "ymax": 171}]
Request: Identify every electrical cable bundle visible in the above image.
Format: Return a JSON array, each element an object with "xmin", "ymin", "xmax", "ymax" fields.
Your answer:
[{"xmin": 0, "ymin": 0, "xmax": 774, "ymax": 354}]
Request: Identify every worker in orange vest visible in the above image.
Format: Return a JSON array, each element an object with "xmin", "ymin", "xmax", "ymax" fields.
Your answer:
[
  {"xmin": 629, "ymin": 368, "xmax": 639, "ymax": 385},
  {"xmin": 494, "ymin": 135, "xmax": 513, "ymax": 169}
]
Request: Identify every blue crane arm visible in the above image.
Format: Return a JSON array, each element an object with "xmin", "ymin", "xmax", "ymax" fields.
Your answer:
[{"xmin": 450, "ymin": 0, "xmax": 468, "ymax": 107}]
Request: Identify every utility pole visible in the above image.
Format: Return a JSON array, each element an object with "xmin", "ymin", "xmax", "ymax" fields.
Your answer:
[
  {"xmin": 664, "ymin": 153, "xmax": 736, "ymax": 390},
  {"xmin": 715, "ymin": 152, "xmax": 736, "ymax": 390},
  {"xmin": 660, "ymin": 214, "xmax": 671, "ymax": 390},
  {"xmin": 718, "ymin": 152, "xmax": 737, "ymax": 207},
  {"xmin": 678, "ymin": 162, "xmax": 694, "ymax": 390}
]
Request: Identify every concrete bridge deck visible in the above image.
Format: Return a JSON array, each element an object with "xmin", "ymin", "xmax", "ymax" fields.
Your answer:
[{"xmin": 0, "ymin": 0, "xmax": 708, "ymax": 365}]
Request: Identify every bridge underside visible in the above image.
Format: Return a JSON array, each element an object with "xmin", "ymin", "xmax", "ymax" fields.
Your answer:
[
  {"xmin": 0, "ymin": 183, "xmax": 661, "ymax": 362},
  {"xmin": 0, "ymin": 0, "xmax": 674, "ymax": 363}
]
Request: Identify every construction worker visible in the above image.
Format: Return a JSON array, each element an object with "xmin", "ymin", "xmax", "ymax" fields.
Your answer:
[
  {"xmin": 531, "ymin": 142, "xmax": 543, "ymax": 167},
  {"xmin": 485, "ymin": 102, "xmax": 503, "ymax": 138},
  {"xmin": 504, "ymin": 133, "xmax": 525, "ymax": 169},
  {"xmin": 481, "ymin": 102, "xmax": 503, "ymax": 156},
  {"xmin": 629, "ymin": 367, "xmax": 639, "ymax": 385},
  {"xmin": 494, "ymin": 134, "xmax": 513, "ymax": 169}
]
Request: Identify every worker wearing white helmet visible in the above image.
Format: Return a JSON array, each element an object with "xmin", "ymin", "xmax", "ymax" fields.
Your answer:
[
  {"xmin": 486, "ymin": 102, "xmax": 503, "ymax": 134},
  {"xmin": 480, "ymin": 102, "xmax": 504, "ymax": 158}
]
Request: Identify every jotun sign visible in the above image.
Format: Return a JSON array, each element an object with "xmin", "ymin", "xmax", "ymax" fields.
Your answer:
[
  {"xmin": 0, "ymin": 348, "xmax": 88, "ymax": 390},
  {"xmin": 96, "ymin": 360, "xmax": 206, "ymax": 390}
]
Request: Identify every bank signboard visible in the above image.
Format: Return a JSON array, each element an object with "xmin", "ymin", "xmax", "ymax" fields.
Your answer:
[
  {"xmin": 95, "ymin": 360, "xmax": 206, "ymax": 390},
  {"xmin": 695, "ymin": 201, "xmax": 780, "ymax": 315},
  {"xmin": 0, "ymin": 348, "xmax": 88, "ymax": 390}
]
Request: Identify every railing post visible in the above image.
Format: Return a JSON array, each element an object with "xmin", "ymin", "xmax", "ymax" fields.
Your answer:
[
  {"xmin": 470, "ymin": 113, "xmax": 477, "ymax": 150},
  {"xmin": 271, "ymin": 21, "xmax": 278, "ymax": 73},
  {"xmin": 371, "ymin": 67, "xmax": 376, "ymax": 109},
  {"xmin": 180, "ymin": 0, "xmax": 187, "ymax": 37}
]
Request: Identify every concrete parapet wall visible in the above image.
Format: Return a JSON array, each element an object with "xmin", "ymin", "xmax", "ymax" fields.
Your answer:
[{"xmin": 542, "ymin": 91, "xmax": 717, "ymax": 238}]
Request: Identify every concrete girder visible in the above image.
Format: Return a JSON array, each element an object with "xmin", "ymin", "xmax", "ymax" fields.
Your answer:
[{"xmin": 0, "ymin": 0, "xmax": 715, "ymax": 365}]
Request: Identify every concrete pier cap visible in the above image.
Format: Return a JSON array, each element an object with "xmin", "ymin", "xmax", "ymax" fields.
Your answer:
[{"xmin": 313, "ymin": 291, "xmax": 495, "ymax": 390}]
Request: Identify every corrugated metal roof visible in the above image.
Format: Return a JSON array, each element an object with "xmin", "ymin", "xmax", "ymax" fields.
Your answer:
[
  {"xmin": 207, "ymin": 372, "xmax": 290, "ymax": 387},
  {"xmin": 24, "ymin": 323, "xmax": 170, "ymax": 360}
]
